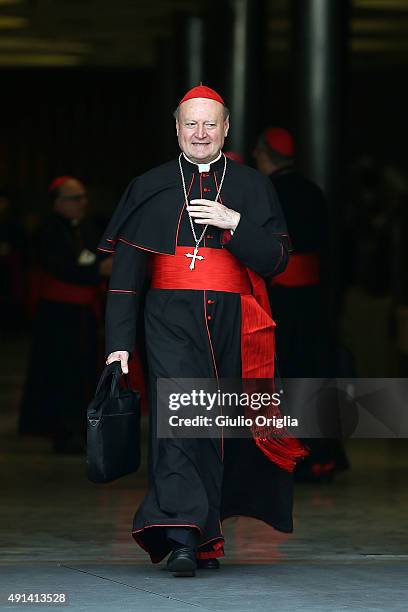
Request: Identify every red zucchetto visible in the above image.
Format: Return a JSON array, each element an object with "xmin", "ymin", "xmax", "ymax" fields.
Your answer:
[
  {"xmin": 48, "ymin": 176, "xmax": 75, "ymax": 192},
  {"xmin": 265, "ymin": 128, "xmax": 295, "ymax": 157},
  {"xmin": 179, "ymin": 85, "xmax": 225, "ymax": 106}
]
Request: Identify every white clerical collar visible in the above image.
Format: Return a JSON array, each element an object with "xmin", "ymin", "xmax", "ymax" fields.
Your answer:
[{"xmin": 182, "ymin": 151, "xmax": 222, "ymax": 173}]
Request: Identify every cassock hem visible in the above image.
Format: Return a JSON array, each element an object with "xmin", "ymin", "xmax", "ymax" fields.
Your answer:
[
  {"xmin": 221, "ymin": 512, "xmax": 293, "ymax": 534},
  {"xmin": 196, "ymin": 536, "xmax": 225, "ymax": 560}
]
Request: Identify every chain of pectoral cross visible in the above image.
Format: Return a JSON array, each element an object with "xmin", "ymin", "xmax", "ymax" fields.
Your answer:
[{"xmin": 178, "ymin": 153, "xmax": 227, "ymax": 270}]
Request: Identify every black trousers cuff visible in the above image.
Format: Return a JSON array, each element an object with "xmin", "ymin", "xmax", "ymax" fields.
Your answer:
[{"xmin": 166, "ymin": 526, "xmax": 199, "ymax": 549}]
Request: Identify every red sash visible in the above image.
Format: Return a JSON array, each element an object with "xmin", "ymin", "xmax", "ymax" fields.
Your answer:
[
  {"xmin": 151, "ymin": 246, "xmax": 307, "ymax": 471},
  {"xmin": 38, "ymin": 271, "xmax": 99, "ymax": 305},
  {"xmin": 27, "ymin": 268, "xmax": 102, "ymax": 320},
  {"xmin": 271, "ymin": 252, "xmax": 320, "ymax": 287}
]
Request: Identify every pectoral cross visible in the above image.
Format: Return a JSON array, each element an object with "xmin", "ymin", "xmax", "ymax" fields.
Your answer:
[{"xmin": 185, "ymin": 246, "xmax": 204, "ymax": 271}]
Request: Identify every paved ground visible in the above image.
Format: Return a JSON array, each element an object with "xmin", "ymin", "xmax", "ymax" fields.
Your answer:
[{"xmin": 2, "ymin": 558, "xmax": 408, "ymax": 611}]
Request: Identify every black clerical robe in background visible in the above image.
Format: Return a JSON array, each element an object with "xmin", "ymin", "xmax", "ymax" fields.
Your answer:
[
  {"xmin": 19, "ymin": 213, "xmax": 101, "ymax": 442},
  {"xmin": 267, "ymin": 168, "xmax": 329, "ymax": 377},
  {"xmin": 99, "ymin": 155, "xmax": 296, "ymax": 562},
  {"xmin": 267, "ymin": 168, "xmax": 349, "ymax": 480}
]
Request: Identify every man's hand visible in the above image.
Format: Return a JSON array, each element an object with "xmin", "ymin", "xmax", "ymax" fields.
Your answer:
[
  {"xmin": 188, "ymin": 199, "xmax": 241, "ymax": 231},
  {"xmin": 106, "ymin": 350, "xmax": 129, "ymax": 374},
  {"xmin": 99, "ymin": 256, "xmax": 113, "ymax": 277}
]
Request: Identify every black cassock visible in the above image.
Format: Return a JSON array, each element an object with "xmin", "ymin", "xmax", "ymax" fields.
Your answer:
[
  {"xmin": 19, "ymin": 213, "xmax": 100, "ymax": 440},
  {"xmin": 99, "ymin": 155, "xmax": 297, "ymax": 562},
  {"xmin": 267, "ymin": 168, "xmax": 329, "ymax": 377},
  {"xmin": 267, "ymin": 168, "xmax": 349, "ymax": 479}
]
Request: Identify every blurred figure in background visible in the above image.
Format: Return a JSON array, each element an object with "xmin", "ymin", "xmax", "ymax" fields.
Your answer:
[
  {"xmin": 254, "ymin": 127, "xmax": 349, "ymax": 482},
  {"xmin": 340, "ymin": 157, "xmax": 401, "ymax": 377},
  {"xmin": 0, "ymin": 190, "xmax": 26, "ymax": 333},
  {"xmin": 19, "ymin": 176, "xmax": 112, "ymax": 453}
]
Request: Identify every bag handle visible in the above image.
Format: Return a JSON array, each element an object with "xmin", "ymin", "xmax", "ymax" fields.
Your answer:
[
  {"xmin": 94, "ymin": 362, "xmax": 118, "ymax": 397},
  {"xmin": 94, "ymin": 362, "xmax": 130, "ymax": 401},
  {"xmin": 110, "ymin": 366, "xmax": 131, "ymax": 399}
]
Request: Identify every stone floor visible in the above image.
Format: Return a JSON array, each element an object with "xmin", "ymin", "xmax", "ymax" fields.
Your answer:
[{"xmin": 1, "ymin": 332, "xmax": 408, "ymax": 611}]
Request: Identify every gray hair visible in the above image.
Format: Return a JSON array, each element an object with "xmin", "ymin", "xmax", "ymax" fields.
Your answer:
[{"xmin": 173, "ymin": 104, "xmax": 230, "ymax": 121}]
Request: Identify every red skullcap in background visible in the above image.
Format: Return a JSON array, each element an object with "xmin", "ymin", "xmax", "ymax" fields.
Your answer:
[
  {"xmin": 179, "ymin": 85, "xmax": 225, "ymax": 106},
  {"xmin": 48, "ymin": 176, "xmax": 75, "ymax": 192},
  {"xmin": 265, "ymin": 128, "xmax": 295, "ymax": 157}
]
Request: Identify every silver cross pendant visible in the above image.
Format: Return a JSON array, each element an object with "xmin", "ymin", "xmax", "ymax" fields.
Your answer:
[{"xmin": 185, "ymin": 246, "xmax": 204, "ymax": 271}]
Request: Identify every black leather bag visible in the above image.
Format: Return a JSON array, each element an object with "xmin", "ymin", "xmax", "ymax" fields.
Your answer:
[{"xmin": 86, "ymin": 362, "xmax": 141, "ymax": 483}]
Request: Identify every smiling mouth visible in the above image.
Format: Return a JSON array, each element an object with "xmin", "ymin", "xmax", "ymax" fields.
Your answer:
[{"xmin": 192, "ymin": 142, "xmax": 210, "ymax": 145}]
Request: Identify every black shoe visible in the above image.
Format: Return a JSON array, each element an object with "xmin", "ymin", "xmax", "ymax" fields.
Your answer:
[
  {"xmin": 167, "ymin": 547, "xmax": 197, "ymax": 577},
  {"xmin": 197, "ymin": 558, "xmax": 220, "ymax": 569}
]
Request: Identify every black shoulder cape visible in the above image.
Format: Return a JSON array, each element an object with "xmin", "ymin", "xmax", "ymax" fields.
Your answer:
[{"xmin": 98, "ymin": 156, "xmax": 290, "ymax": 256}]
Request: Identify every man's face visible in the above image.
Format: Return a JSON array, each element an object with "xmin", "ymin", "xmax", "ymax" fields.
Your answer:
[
  {"xmin": 176, "ymin": 98, "xmax": 229, "ymax": 164},
  {"xmin": 54, "ymin": 179, "xmax": 88, "ymax": 221},
  {"xmin": 252, "ymin": 148, "xmax": 272, "ymax": 176}
]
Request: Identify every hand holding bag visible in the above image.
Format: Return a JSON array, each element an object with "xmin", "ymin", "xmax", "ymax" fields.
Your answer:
[{"xmin": 86, "ymin": 361, "xmax": 141, "ymax": 483}]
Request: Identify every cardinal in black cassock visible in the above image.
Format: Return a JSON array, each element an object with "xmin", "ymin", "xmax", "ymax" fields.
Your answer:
[
  {"xmin": 19, "ymin": 177, "xmax": 110, "ymax": 452},
  {"xmin": 99, "ymin": 86, "xmax": 307, "ymax": 576},
  {"xmin": 254, "ymin": 127, "xmax": 349, "ymax": 482}
]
